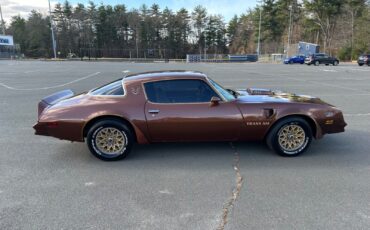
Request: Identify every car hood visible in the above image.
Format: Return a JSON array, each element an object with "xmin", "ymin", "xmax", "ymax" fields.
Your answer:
[{"xmin": 235, "ymin": 88, "xmax": 331, "ymax": 105}]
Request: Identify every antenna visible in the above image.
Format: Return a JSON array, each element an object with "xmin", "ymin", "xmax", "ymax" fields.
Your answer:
[{"xmin": 0, "ymin": 4, "xmax": 5, "ymax": 34}]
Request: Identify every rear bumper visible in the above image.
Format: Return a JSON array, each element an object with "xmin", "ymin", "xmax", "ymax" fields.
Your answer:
[{"xmin": 33, "ymin": 120, "xmax": 85, "ymax": 142}]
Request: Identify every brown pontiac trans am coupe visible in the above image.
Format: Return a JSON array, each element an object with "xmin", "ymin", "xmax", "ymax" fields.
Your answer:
[{"xmin": 33, "ymin": 71, "xmax": 346, "ymax": 161}]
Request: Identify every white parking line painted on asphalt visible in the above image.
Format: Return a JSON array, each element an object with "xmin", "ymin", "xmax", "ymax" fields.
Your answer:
[
  {"xmin": 0, "ymin": 72, "xmax": 100, "ymax": 91},
  {"xmin": 159, "ymin": 189, "xmax": 173, "ymax": 195},
  {"xmin": 344, "ymin": 113, "xmax": 370, "ymax": 117},
  {"xmin": 282, "ymin": 75, "xmax": 368, "ymax": 92},
  {"xmin": 24, "ymin": 70, "xmax": 39, "ymax": 74},
  {"xmin": 322, "ymin": 69, "xmax": 337, "ymax": 72},
  {"xmin": 84, "ymin": 182, "xmax": 96, "ymax": 187},
  {"xmin": 349, "ymin": 68, "xmax": 370, "ymax": 72}
]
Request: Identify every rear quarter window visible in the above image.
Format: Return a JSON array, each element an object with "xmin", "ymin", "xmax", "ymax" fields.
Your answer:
[{"xmin": 90, "ymin": 80, "xmax": 124, "ymax": 96}]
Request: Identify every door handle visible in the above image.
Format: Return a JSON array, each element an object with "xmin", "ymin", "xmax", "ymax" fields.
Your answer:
[{"xmin": 148, "ymin": 109, "xmax": 160, "ymax": 114}]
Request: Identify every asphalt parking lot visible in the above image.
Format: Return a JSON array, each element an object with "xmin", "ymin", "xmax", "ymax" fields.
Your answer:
[{"xmin": 1, "ymin": 60, "xmax": 369, "ymax": 229}]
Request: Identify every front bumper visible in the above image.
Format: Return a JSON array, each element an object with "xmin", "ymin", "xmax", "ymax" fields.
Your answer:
[
  {"xmin": 358, "ymin": 60, "xmax": 369, "ymax": 65},
  {"xmin": 319, "ymin": 111, "xmax": 347, "ymax": 136}
]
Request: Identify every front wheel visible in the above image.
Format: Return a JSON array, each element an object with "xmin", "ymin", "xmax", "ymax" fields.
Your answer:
[
  {"xmin": 333, "ymin": 61, "xmax": 339, "ymax": 66},
  {"xmin": 314, "ymin": 60, "xmax": 320, "ymax": 66},
  {"xmin": 266, "ymin": 117, "xmax": 313, "ymax": 157},
  {"xmin": 358, "ymin": 63, "xmax": 364, "ymax": 66},
  {"xmin": 86, "ymin": 120, "xmax": 133, "ymax": 161}
]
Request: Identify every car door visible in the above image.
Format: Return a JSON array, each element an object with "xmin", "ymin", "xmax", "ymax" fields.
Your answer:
[
  {"xmin": 143, "ymin": 79, "xmax": 244, "ymax": 142},
  {"xmin": 315, "ymin": 54, "xmax": 323, "ymax": 63},
  {"xmin": 322, "ymin": 54, "xmax": 330, "ymax": 64}
]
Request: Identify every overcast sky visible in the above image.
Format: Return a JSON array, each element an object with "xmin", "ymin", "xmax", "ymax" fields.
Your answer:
[{"xmin": 1, "ymin": 0, "xmax": 258, "ymax": 24}]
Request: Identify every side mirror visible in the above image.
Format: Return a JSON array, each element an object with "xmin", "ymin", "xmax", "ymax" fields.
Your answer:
[{"xmin": 210, "ymin": 96, "xmax": 221, "ymax": 106}]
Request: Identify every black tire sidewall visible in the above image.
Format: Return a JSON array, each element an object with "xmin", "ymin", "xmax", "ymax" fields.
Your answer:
[
  {"xmin": 87, "ymin": 120, "xmax": 133, "ymax": 161},
  {"xmin": 268, "ymin": 118, "xmax": 312, "ymax": 157}
]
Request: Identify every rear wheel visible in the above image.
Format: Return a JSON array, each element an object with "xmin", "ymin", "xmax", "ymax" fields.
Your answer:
[
  {"xmin": 266, "ymin": 117, "xmax": 313, "ymax": 157},
  {"xmin": 358, "ymin": 63, "xmax": 364, "ymax": 66},
  {"xmin": 86, "ymin": 119, "xmax": 133, "ymax": 161},
  {"xmin": 314, "ymin": 60, "xmax": 320, "ymax": 66}
]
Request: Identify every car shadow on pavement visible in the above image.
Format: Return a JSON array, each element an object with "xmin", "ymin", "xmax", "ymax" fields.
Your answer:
[{"xmin": 52, "ymin": 129, "xmax": 368, "ymax": 169}]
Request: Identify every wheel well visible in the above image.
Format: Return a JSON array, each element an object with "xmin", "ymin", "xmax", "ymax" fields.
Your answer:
[
  {"xmin": 265, "ymin": 115, "xmax": 317, "ymax": 140},
  {"xmin": 83, "ymin": 115, "xmax": 137, "ymax": 142}
]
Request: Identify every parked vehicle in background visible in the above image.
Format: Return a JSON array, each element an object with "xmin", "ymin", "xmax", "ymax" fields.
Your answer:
[
  {"xmin": 357, "ymin": 54, "xmax": 370, "ymax": 66},
  {"xmin": 305, "ymin": 53, "xmax": 339, "ymax": 66},
  {"xmin": 284, "ymin": 55, "xmax": 306, "ymax": 64}
]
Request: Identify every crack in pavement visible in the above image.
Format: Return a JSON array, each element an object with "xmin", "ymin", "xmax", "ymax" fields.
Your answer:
[{"xmin": 216, "ymin": 142, "xmax": 243, "ymax": 230}]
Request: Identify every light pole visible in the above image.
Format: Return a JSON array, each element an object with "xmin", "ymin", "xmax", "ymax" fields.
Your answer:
[
  {"xmin": 257, "ymin": 5, "xmax": 262, "ymax": 57},
  {"xmin": 0, "ymin": 4, "xmax": 6, "ymax": 35},
  {"xmin": 135, "ymin": 26, "xmax": 139, "ymax": 59},
  {"xmin": 287, "ymin": 5, "xmax": 293, "ymax": 57},
  {"xmin": 48, "ymin": 0, "xmax": 57, "ymax": 59}
]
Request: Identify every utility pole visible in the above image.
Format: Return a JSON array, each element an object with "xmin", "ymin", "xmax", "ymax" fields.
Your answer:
[
  {"xmin": 287, "ymin": 5, "xmax": 293, "ymax": 57},
  {"xmin": 204, "ymin": 34, "xmax": 207, "ymax": 61},
  {"xmin": 0, "ymin": 4, "xmax": 6, "ymax": 34},
  {"xmin": 136, "ymin": 26, "xmax": 139, "ymax": 59},
  {"xmin": 48, "ymin": 0, "xmax": 57, "ymax": 59},
  {"xmin": 257, "ymin": 4, "xmax": 262, "ymax": 57}
]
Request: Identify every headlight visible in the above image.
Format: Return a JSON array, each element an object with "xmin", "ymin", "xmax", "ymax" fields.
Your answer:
[{"xmin": 324, "ymin": 111, "xmax": 335, "ymax": 117}]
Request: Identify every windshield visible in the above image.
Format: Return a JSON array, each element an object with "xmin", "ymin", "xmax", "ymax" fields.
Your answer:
[{"xmin": 208, "ymin": 78, "xmax": 235, "ymax": 101}]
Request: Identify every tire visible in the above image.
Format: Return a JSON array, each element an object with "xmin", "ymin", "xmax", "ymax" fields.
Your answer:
[
  {"xmin": 358, "ymin": 63, "xmax": 364, "ymax": 66},
  {"xmin": 266, "ymin": 117, "xmax": 313, "ymax": 157},
  {"xmin": 86, "ymin": 119, "xmax": 133, "ymax": 161},
  {"xmin": 289, "ymin": 60, "xmax": 293, "ymax": 64},
  {"xmin": 325, "ymin": 64, "xmax": 329, "ymax": 66},
  {"xmin": 314, "ymin": 60, "xmax": 320, "ymax": 66},
  {"xmin": 333, "ymin": 61, "xmax": 339, "ymax": 66}
]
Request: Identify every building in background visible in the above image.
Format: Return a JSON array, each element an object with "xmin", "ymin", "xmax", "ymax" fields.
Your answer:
[
  {"xmin": 297, "ymin": 41, "xmax": 320, "ymax": 56},
  {"xmin": 0, "ymin": 35, "xmax": 20, "ymax": 59},
  {"xmin": 286, "ymin": 41, "xmax": 320, "ymax": 57}
]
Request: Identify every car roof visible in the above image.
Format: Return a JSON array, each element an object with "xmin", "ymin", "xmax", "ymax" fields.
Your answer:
[{"xmin": 123, "ymin": 70, "xmax": 207, "ymax": 83}]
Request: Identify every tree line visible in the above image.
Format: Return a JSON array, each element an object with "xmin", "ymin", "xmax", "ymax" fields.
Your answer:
[{"xmin": 3, "ymin": 0, "xmax": 370, "ymax": 60}]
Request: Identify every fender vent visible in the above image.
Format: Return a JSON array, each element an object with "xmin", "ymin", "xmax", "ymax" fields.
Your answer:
[{"xmin": 263, "ymin": 108, "xmax": 275, "ymax": 118}]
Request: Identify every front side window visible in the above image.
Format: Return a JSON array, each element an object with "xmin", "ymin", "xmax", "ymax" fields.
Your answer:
[
  {"xmin": 144, "ymin": 79, "xmax": 218, "ymax": 103},
  {"xmin": 90, "ymin": 80, "xmax": 124, "ymax": 96}
]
